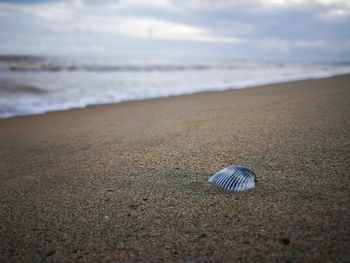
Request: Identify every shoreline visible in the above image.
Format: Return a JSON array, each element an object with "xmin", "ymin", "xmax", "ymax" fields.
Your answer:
[
  {"xmin": 2, "ymin": 72, "xmax": 350, "ymax": 120},
  {"xmin": 0, "ymin": 74, "xmax": 349, "ymax": 262}
]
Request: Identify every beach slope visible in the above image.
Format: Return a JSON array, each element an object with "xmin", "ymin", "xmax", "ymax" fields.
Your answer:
[{"xmin": 0, "ymin": 75, "xmax": 349, "ymax": 262}]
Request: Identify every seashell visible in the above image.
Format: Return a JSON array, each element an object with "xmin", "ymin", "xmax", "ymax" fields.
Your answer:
[{"xmin": 208, "ymin": 165, "xmax": 256, "ymax": 192}]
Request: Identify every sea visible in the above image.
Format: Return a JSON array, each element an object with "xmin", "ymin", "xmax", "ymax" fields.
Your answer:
[{"xmin": 1, "ymin": 55, "xmax": 350, "ymax": 118}]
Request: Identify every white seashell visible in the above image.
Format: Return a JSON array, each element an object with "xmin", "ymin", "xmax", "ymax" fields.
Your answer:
[{"xmin": 208, "ymin": 165, "xmax": 256, "ymax": 192}]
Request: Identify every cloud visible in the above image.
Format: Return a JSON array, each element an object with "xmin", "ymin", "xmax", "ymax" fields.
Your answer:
[
  {"xmin": 259, "ymin": 39, "xmax": 329, "ymax": 53},
  {"xmin": 318, "ymin": 7, "xmax": 350, "ymax": 20},
  {"xmin": 0, "ymin": 0, "xmax": 349, "ymax": 60},
  {"xmin": 0, "ymin": 1, "xmax": 242, "ymax": 43}
]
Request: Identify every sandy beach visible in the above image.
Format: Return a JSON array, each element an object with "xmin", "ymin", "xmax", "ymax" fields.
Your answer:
[{"xmin": 0, "ymin": 75, "xmax": 349, "ymax": 262}]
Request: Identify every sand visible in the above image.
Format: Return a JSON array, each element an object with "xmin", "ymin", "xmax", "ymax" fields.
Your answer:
[{"xmin": 0, "ymin": 75, "xmax": 349, "ymax": 262}]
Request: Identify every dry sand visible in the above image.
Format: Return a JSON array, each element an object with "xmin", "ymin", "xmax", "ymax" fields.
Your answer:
[{"xmin": 0, "ymin": 75, "xmax": 349, "ymax": 262}]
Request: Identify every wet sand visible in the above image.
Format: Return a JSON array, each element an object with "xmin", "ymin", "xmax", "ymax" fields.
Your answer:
[{"xmin": 0, "ymin": 75, "xmax": 349, "ymax": 262}]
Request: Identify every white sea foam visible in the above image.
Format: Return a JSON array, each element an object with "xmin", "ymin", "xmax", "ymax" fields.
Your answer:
[{"xmin": 0, "ymin": 56, "xmax": 349, "ymax": 118}]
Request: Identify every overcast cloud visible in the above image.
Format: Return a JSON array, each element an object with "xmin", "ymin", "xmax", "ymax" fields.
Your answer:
[{"xmin": 0, "ymin": 0, "xmax": 349, "ymax": 61}]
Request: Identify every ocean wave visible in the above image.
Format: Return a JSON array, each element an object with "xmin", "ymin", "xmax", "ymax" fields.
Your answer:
[
  {"xmin": 1, "ymin": 56, "xmax": 350, "ymax": 118},
  {"xmin": 0, "ymin": 55, "xmax": 311, "ymax": 73},
  {"xmin": 0, "ymin": 80, "xmax": 47, "ymax": 95},
  {"xmin": 5, "ymin": 64, "xmax": 215, "ymax": 72}
]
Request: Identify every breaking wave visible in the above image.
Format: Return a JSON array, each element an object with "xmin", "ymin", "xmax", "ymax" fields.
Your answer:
[{"xmin": 1, "ymin": 56, "xmax": 350, "ymax": 118}]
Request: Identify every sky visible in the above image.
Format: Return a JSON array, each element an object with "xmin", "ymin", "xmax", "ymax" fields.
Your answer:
[{"xmin": 0, "ymin": 0, "xmax": 349, "ymax": 61}]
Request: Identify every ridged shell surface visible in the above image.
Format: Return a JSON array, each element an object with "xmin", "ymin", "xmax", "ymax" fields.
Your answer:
[{"xmin": 208, "ymin": 165, "xmax": 256, "ymax": 192}]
